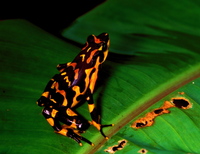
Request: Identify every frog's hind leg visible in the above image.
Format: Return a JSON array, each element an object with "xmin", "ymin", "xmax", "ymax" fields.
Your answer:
[
  {"xmin": 42, "ymin": 107, "xmax": 93, "ymax": 146},
  {"xmin": 36, "ymin": 74, "xmax": 61, "ymax": 107}
]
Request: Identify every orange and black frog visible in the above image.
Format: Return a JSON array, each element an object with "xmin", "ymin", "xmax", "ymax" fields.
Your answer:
[{"xmin": 36, "ymin": 33, "xmax": 113, "ymax": 146}]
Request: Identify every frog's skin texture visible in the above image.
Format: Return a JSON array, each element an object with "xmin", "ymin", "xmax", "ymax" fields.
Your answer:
[{"xmin": 37, "ymin": 33, "xmax": 113, "ymax": 146}]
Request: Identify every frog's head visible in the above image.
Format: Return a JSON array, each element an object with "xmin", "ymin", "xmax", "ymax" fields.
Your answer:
[
  {"xmin": 73, "ymin": 33, "xmax": 110, "ymax": 68},
  {"xmin": 86, "ymin": 33, "xmax": 110, "ymax": 64}
]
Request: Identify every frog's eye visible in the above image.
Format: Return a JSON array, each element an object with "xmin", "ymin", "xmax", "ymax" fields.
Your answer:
[
  {"xmin": 87, "ymin": 35, "xmax": 95, "ymax": 44},
  {"xmin": 99, "ymin": 42, "xmax": 108, "ymax": 51},
  {"xmin": 97, "ymin": 33, "xmax": 109, "ymax": 42},
  {"xmin": 87, "ymin": 33, "xmax": 109, "ymax": 45}
]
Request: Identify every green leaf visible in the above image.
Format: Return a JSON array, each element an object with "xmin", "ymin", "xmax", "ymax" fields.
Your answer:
[
  {"xmin": 0, "ymin": 19, "xmax": 81, "ymax": 154},
  {"xmin": 61, "ymin": 1, "xmax": 200, "ymax": 152},
  {"xmin": 1, "ymin": 0, "xmax": 200, "ymax": 153},
  {"xmin": 62, "ymin": 0, "xmax": 200, "ymax": 55},
  {"xmin": 96, "ymin": 78, "xmax": 200, "ymax": 154}
]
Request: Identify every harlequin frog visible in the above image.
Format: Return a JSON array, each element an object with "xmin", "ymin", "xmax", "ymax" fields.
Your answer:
[{"xmin": 36, "ymin": 33, "xmax": 113, "ymax": 146}]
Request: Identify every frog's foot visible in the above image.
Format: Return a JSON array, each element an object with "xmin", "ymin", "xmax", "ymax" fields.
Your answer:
[
  {"xmin": 89, "ymin": 121, "xmax": 114, "ymax": 139},
  {"xmin": 56, "ymin": 128, "xmax": 94, "ymax": 146}
]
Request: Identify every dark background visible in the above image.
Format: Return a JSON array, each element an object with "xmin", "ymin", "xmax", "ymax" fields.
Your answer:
[{"xmin": 1, "ymin": 0, "xmax": 105, "ymax": 35}]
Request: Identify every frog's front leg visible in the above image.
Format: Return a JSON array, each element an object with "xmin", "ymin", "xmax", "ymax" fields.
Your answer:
[
  {"xmin": 42, "ymin": 107, "xmax": 93, "ymax": 146},
  {"xmin": 86, "ymin": 94, "xmax": 113, "ymax": 139}
]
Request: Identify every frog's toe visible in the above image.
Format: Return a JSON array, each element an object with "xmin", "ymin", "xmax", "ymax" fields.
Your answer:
[
  {"xmin": 100, "ymin": 124, "xmax": 114, "ymax": 138},
  {"xmin": 57, "ymin": 128, "xmax": 93, "ymax": 146}
]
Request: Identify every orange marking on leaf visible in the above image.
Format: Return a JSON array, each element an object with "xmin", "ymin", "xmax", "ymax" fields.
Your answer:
[
  {"xmin": 131, "ymin": 95, "xmax": 192, "ymax": 129},
  {"xmin": 171, "ymin": 97, "xmax": 192, "ymax": 109},
  {"xmin": 104, "ymin": 139, "xmax": 127, "ymax": 153},
  {"xmin": 138, "ymin": 148, "xmax": 148, "ymax": 154}
]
